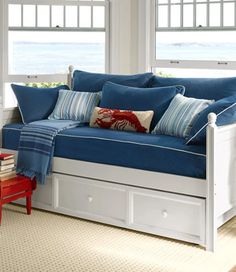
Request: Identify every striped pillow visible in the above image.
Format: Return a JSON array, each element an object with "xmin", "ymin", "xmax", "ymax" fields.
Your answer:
[
  {"xmin": 152, "ymin": 94, "xmax": 214, "ymax": 138},
  {"xmin": 48, "ymin": 90, "xmax": 100, "ymax": 122}
]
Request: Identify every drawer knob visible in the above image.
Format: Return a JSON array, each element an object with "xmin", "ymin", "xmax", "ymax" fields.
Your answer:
[
  {"xmin": 162, "ymin": 210, "xmax": 168, "ymax": 218},
  {"xmin": 88, "ymin": 196, "xmax": 93, "ymax": 203}
]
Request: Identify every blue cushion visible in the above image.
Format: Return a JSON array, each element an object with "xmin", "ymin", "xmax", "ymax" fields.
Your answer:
[
  {"xmin": 49, "ymin": 90, "xmax": 100, "ymax": 122},
  {"xmin": 100, "ymin": 82, "xmax": 185, "ymax": 129},
  {"xmin": 150, "ymin": 76, "xmax": 236, "ymax": 100},
  {"xmin": 3, "ymin": 123, "xmax": 207, "ymax": 179},
  {"xmin": 152, "ymin": 94, "xmax": 213, "ymax": 138},
  {"xmin": 11, "ymin": 84, "xmax": 69, "ymax": 124},
  {"xmin": 186, "ymin": 95, "xmax": 236, "ymax": 144},
  {"xmin": 72, "ymin": 70, "xmax": 153, "ymax": 92}
]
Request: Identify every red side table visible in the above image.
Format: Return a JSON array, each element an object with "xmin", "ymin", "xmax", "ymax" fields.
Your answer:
[{"xmin": 0, "ymin": 176, "xmax": 37, "ymax": 224}]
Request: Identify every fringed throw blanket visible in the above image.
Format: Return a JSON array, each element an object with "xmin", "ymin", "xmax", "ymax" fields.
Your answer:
[{"xmin": 17, "ymin": 120, "xmax": 81, "ymax": 184}]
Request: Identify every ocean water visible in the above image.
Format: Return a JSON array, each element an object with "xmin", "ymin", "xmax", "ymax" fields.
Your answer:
[
  {"xmin": 11, "ymin": 42, "xmax": 105, "ymax": 74},
  {"xmin": 156, "ymin": 42, "xmax": 236, "ymax": 61},
  {"xmin": 10, "ymin": 41, "xmax": 236, "ymax": 74}
]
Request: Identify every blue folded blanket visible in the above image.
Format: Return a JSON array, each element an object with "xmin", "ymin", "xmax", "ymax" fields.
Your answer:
[{"xmin": 17, "ymin": 120, "xmax": 82, "ymax": 184}]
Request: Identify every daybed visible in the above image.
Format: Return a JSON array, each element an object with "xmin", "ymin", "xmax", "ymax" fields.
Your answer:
[{"xmin": 2, "ymin": 66, "xmax": 236, "ymax": 252}]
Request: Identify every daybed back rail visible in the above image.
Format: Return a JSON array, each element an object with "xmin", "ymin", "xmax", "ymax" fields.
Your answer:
[
  {"xmin": 1, "ymin": 66, "xmax": 74, "ymax": 129},
  {"xmin": 0, "ymin": 107, "xmax": 21, "ymax": 147},
  {"xmin": 3, "ymin": 107, "xmax": 21, "ymax": 126},
  {"xmin": 67, "ymin": 65, "xmax": 74, "ymax": 90}
]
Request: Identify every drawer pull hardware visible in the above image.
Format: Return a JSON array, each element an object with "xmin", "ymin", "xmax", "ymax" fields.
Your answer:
[
  {"xmin": 88, "ymin": 196, "xmax": 93, "ymax": 203},
  {"xmin": 162, "ymin": 210, "xmax": 168, "ymax": 218}
]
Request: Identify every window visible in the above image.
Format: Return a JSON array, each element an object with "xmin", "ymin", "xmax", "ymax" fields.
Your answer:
[
  {"xmin": 151, "ymin": 0, "xmax": 236, "ymax": 70},
  {"xmin": 3, "ymin": 0, "xmax": 109, "ymax": 107}
]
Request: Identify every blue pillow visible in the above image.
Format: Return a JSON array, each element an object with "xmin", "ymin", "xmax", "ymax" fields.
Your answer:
[
  {"xmin": 72, "ymin": 70, "xmax": 153, "ymax": 92},
  {"xmin": 100, "ymin": 81, "xmax": 185, "ymax": 129},
  {"xmin": 150, "ymin": 76, "xmax": 236, "ymax": 100},
  {"xmin": 49, "ymin": 90, "xmax": 100, "ymax": 122},
  {"xmin": 186, "ymin": 95, "xmax": 236, "ymax": 145},
  {"xmin": 11, "ymin": 84, "xmax": 70, "ymax": 124},
  {"xmin": 152, "ymin": 94, "xmax": 213, "ymax": 138}
]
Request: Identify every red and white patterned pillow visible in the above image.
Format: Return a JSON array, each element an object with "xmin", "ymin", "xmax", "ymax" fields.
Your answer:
[{"xmin": 89, "ymin": 107, "xmax": 154, "ymax": 133}]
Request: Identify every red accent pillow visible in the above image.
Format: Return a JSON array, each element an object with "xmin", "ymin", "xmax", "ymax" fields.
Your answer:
[{"xmin": 89, "ymin": 107, "xmax": 154, "ymax": 133}]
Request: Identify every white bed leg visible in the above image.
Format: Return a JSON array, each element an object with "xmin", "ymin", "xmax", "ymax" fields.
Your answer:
[{"xmin": 206, "ymin": 113, "xmax": 218, "ymax": 252}]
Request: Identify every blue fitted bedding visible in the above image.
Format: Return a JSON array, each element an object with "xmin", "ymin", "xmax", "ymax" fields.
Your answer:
[{"xmin": 2, "ymin": 123, "xmax": 206, "ymax": 179}]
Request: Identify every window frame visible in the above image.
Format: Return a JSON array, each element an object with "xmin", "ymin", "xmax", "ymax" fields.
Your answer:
[
  {"xmin": 3, "ymin": 0, "xmax": 110, "ymax": 84},
  {"xmin": 150, "ymin": 0, "xmax": 236, "ymax": 70}
]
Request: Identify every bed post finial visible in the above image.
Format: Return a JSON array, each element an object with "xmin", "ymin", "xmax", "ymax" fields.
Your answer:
[
  {"xmin": 208, "ymin": 113, "xmax": 217, "ymax": 127},
  {"xmin": 67, "ymin": 65, "xmax": 74, "ymax": 90},
  {"xmin": 69, "ymin": 65, "xmax": 74, "ymax": 73}
]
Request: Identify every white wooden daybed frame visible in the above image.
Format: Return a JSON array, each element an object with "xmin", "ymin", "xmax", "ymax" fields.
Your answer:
[{"xmin": 1, "ymin": 67, "xmax": 236, "ymax": 252}]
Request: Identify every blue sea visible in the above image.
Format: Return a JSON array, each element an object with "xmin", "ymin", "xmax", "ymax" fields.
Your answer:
[
  {"xmin": 11, "ymin": 41, "xmax": 236, "ymax": 75},
  {"xmin": 11, "ymin": 42, "xmax": 105, "ymax": 74},
  {"xmin": 157, "ymin": 42, "xmax": 236, "ymax": 61}
]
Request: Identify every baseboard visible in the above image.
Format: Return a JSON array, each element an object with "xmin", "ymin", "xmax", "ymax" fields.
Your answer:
[{"xmin": 217, "ymin": 206, "xmax": 236, "ymax": 228}]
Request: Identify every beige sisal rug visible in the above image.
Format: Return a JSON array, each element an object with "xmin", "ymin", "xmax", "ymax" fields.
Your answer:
[{"xmin": 0, "ymin": 204, "xmax": 236, "ymax": 272}]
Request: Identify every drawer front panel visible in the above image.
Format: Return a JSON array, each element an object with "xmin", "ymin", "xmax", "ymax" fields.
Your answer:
[
  {"xmin": 54, "ymin": 174, "xmax": 126, "ymax": 223},
  {"xmin": 131, "ymin": 190, "xmax": 205, "ymax": 238}
]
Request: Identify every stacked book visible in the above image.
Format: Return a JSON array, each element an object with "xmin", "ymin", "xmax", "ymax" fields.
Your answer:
[{"xmin": 0, "ymin": 153, "xmax": 16, "ymax": 181}]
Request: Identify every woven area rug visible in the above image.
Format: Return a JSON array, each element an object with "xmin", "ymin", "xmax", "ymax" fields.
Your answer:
[{"xmin": 0, "ymin": 204, "xmax": 236, "ymax": 272}]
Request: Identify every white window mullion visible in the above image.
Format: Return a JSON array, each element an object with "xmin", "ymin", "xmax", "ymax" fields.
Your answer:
[
  {"xmin": 21, "ymin": 4, "xmax": 23, "ymax": 27},
  {"xmin": 63, "ymin": 5, "xmax": 66, "ymax": 27},
  {"xmin": 221, "ymin": 0, "xmax": 224, "ymax": 27},
  {"xmin": 77, "ymin": 5, "xmax": 80, "ymax": 28},
  {"xmin": 207, "ymin": 0, "xmax": 210, "ymax": 27},
  {"xmin": 168, "ymin": 0, "xmax": 171, "ymax": 28},
  {"xmin": 235, "ymin": 0, "xmax": 236, "ymax": 27},
  {"xmin": 180, "ymin": 0, "xmax": 184, "ymax": 27},
  {"xmin": 91, "ymin": 5, "xmax": 94, "ymax": 28},
  {"xmin": 35, "ymin": 4, "xmax": 38, "ymax": 27},
  {"xmin": 193, "ymin": 0, "xmax": 197, "ymax": 27},
  {"xmin": 49, "ymin": 5, "xmax": 52, "ymax": 27},
  {"xmin": 156, "ymin": 1, "xmax": 159, "ymax": 28},
  {"xmin": 105, "ymin": 0, "xmax": 110, "ymax": 73}
]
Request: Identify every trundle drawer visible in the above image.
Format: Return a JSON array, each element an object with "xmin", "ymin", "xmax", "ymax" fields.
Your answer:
[
  {"xmin": 130, "ymin": 190, "xmax": 205, "ymax": 242},
  {"xmin": 53, "ymin": 174, "xmax": 126, "ymax": 223}
]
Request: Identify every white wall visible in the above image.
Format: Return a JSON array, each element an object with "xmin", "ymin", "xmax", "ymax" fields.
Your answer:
[
  {"xmin": 110, "ymin": 0, "xmax": 132, "ymax": 74},
  {"xmin": 0, "ymin": 0, "xmax": 4, "ymax": 99},
  {"xmin": 0, "ymin": 0, "xmax": 4, "ymax": 113},
  {"xmin": 109, "ymin": 0, "xmax": 150, "ymax": 74}
]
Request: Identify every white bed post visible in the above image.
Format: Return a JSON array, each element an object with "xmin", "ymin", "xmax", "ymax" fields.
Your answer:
[
  {"xmin": 206, "ymin": 113, "xmax": 218, "ymax": 252},
  {"xmin": 67, "ymin": 65, "xmax": 74, "ymax": 90}
]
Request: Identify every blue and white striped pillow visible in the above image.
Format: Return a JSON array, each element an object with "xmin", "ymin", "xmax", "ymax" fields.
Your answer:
[
  {"xmin": 48, "ymin": 90, "xmax": 101, "ymax": 122},
  {"xmin": 152, "ymin": 94, "xmax": 214, "ymax": 138}
]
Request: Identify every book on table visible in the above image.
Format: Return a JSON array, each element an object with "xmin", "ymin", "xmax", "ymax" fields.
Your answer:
[
  {"xmin": 0, "ymin": 163, "xmax": 15, "ymax": 171},
  {"xmin": 0, "ymin": 158, "xmax": 14, "ymax": 166},
  {"xmin": 0, "ymin": 153, "xmax": 14, "ymax": 160},
  {"xmin": 0, "ymin": 153, "xmax": 16, "ymax": 181},
  {"xmin": 0, "ymin": 171, "xmax": 16, "ymax": 181}
]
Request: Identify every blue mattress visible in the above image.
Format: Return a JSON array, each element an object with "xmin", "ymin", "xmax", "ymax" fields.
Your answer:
[{"xmin": 2, "ymin": 123, "xmax": 206, "ymax": 179}]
